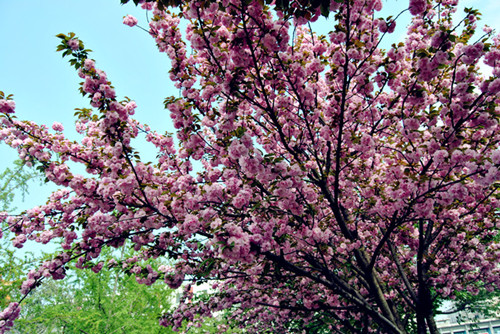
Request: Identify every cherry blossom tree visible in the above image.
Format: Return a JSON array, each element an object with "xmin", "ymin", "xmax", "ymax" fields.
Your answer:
[
  {"xmin": 121, "ymin": 0, "xmax": 334, "ymax": 18},
  {"xmin": 1, "ymin": 0, "xmax": 499, "ymax": 333}
]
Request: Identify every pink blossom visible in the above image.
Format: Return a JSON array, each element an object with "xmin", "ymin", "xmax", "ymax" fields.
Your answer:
[
  {"xmin": 123, "ymin": 15, "xmax": 138, "ymax": 27},
  {"xmin": 487, "ymin": 78, "xmax": 500, "ymax": 94},
  {"xmin": 228, "ymin": 140, "xmax": 248, "ymax": 160},
  {"xmin": 434, "ymin": 50, "xmax": 449, "ymax": 65},
  {"xmin": 1, "ymin": 2, "xmax": 499, "ymax": 332},
  {"xmin": 83, "ymin": 59, "xmax": 95, "ymax": 71},
  {"xmin": 125, "ymin": 101, "xmax": 137, "ymax": 115},
  {"xmin": 20, "ymin": 279, "xmax": 36, "ymax": 294},
  {"xmin": 232, "ymin": 189, "xmax": 251, "ymax": 209},
  {"xmin": 0, "ymin": 100, "xmax": 15, "ymax": 114},
  {"xmin": 464, "ymin": 43, "xmax": 484, "ymax": 60},
  {"xmin": 491, "ymin": 150, "xmax": 500, "ymax": 165},
  {"xmin": 409, "ymin": 0, "xmax": 427, "ymax": 15},
  {"xmin": 52, "ymin": 122, "xmax": 64, "ymax": 132},
  {"xmin": 433, "ymin": 150, "xmax": 448, "ymax": 164},
  {"xmin": 12, "ymin": 234, "xmax": 27, "ymax": 248},
  {"xmin": 67, "ymin": 38, "xmax": 79, "ymax": 51}
]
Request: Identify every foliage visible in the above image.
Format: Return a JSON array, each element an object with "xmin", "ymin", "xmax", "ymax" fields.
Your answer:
[
  {"xmin": 0, "ymin": 159, "xmax": 42, "ymax": 212},
  {"xmin": 12, "ymin": 248, "xmax": 174, "ymax": 334},
  {"xmin": 0, "ymin": 160, "xmax": 41, "ymax": 312},
  {"xmin": 0, "ymin": 0, "xmax": 499, "ymax": 334},
  {"xmin": 11, "ymin": 249, "xmax": 239, "ymax": 334},
  {"xmin": 452, "ymin": 287, "xmax": 500, "ymax": 322},
  {"xmin": 0, "ymin": 248, "xmax": 31, "ymax": 314},
  {"xmin": 433, "ymin": 230, "xmax": 500, "ymax": 324}
]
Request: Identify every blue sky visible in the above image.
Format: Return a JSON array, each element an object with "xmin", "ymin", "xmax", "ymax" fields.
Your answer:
[
  {"xmin": 0, "ymin": 0, "xmax": 499, "ymax": 213},
  {"xmin": 0, "ymin": 1, "xmax": 172, "ymax": 133},
  {"xmin": 0, "ymin": 1, "xmax": 176, "ymax": 210}
]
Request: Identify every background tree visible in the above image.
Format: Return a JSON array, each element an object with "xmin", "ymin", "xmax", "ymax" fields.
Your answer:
[
  {"xmin": 448, "ymin": 286, "xmax": 500, "ymax": 323},
  {"xmin": 0, "ymin": 160, "xmax": 42, "ymax": 311},
  {"xmin": 0, "ymin": 159, "xmax": 42, "ymax": 212},
  {"xmin": 11, "ymin": 246, "xmax": 240, "ymax": 334},
  {"xmin": 0, "ymin": 241, "xmax": 31, "ymax": 315},
  {"xmin": 0, "ymin": 0, "xmax": 498, "ymax": 333},
  {"xmin": 11, "ymin": 247, "xmax": 175, "ymax": 334}
]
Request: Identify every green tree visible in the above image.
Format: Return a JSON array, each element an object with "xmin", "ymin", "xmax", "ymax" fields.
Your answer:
[
  {"xmin": 13, "ymin": 248, "xmax": 175, "ymax": 334},
  {"xmin": 0, "ymin": 159, "xmax": 42, "ymax": 212},
  {"xmin": 12, "ymin": 248, "xmax": 240, "ymax": 334},
  {"xmin": 0, "ymin": 160, "xmax": 41, "ymax": 310},
  {"xmin": 0, "ymin": 248, "xmax": 31, "ymax": 312}
]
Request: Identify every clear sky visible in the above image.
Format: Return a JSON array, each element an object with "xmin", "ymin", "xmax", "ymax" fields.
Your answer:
[
  {"xmin": 0, "ymin": 0, "xmax": 499, "ymax": 213},
  {"xmin": 0, "ymin": 1, "xmax": 176, "ymax": 210}
]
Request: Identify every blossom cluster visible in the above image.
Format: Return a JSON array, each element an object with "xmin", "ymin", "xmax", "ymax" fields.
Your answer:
[{"xmin": 0, "ymin": 0, "xmax": 499, "ymax": 333}]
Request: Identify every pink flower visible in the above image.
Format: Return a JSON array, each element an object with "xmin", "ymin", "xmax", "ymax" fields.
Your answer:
[
  {"xmin": 487, "ymin": 78, "xmax": 500, "ymax": 94},
  {"xmin": 404, "ymin": 118, "xmax": 420, "ymax": 131},
  {"xmin": 130, "ymin": 265, "xmax": 142, "ymax": 274},
  {"xmin": 491, "ymin": 150, "xmax": 500, "ymax": 165},
  {"xmin": 165, "ymin": 272, "xmax": 184, "ymax": 289},
  {"xmin": 12, "ymin": 234, "xmax": 27, "ymax": 248},
  {"xmin": 183, "ymin": 214, "xmax": 201, "ymax": 233},
  {"xmin": 464, "ymin": 43, "xmax": 484, "ymax": 60},
  {"xmin": 433, "ymin": 150, "xmax": 449, "ymax": 165},
  {"xmin": 83, "ymin": 59, "xmax": 95, "ymax": 71},
  {"xmin": 141, "ymin": 2, "xmax": 153, "ymax": 10},
  {"xmin": 52, "ymin": 122, "xmax": 64, "ymax": 132},
  {"xmin": 67, "ymin": 38, "xmax": 79, "ymax": 51},
  {"xmin": 378, "ymin": 20, "xmax": 389, "ymax": 33},
  {"xmin": 0, "ymin": 100, "xmax": 15, "ymax": 114},
  {"xmin": 386, "ymin": 20, "xmax": 396, "ymax": 34},
  {"xmin": 91, "ymin": 262, "xmax": 104, "ymax": 273},
  {"xmin": 125, "ymin": 101, "xmax": 137, "ymax": 115},
  {"xmin": 20, "ymin": 279, "xmax": 36, "ymax": 294},
  {"xmin": 228, "ymin": 141, "xmax": 248, "ymax": 160},
  {"xmin": 123, "ymin": 15, "xmax": 138, "ymax": 27},
  {"xmin": 409, "ymin": 0, "xmax": 426, "ymax": 15},
  {"xmin": 232, "ymin": 189, "xmax": 251, "ymax": 209},
  {"xmin": 434, "ymin": 50, "xmax": 449, "ymax": 65}
]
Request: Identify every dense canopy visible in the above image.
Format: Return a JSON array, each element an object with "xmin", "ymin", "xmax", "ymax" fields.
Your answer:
[{"xmin": 0, "ymin": 0, "xmax": 499, "ymax": 333}]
